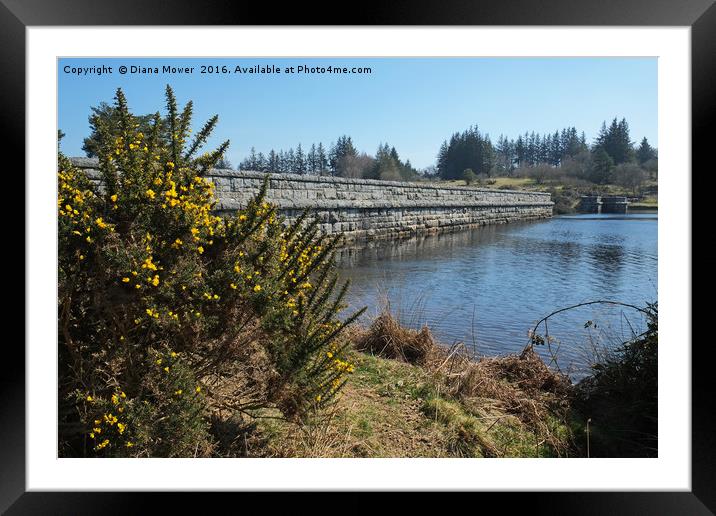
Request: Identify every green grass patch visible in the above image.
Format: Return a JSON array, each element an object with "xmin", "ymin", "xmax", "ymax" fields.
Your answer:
[{"xmin": 245, "ymin": 351, "xmax": 573, "ymax": 458}]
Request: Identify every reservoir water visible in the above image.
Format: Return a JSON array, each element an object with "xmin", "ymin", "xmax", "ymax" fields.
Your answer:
[{"xmin": 335, "ymin": 212, "xmax": 658, "ymax": 379}]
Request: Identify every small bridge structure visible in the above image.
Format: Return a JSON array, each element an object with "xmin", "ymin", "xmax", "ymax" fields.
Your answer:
[{"xmin": 578, "ymin": 195, "xmax": 629, "ymax": 214}]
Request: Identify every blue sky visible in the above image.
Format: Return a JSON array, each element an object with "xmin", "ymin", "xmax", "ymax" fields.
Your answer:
[{"xmin": 58, "ymin": 57, "xmax": 657, "ymax": 169}]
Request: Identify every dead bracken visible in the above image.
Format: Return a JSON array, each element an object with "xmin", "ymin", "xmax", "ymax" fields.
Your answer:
[{"xmin": 349, "ymin": 309, "xmax": 574, "ymax": 456}]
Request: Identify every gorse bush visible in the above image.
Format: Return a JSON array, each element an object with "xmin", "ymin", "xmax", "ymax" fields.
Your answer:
[{"xmin": 58, "ymin": 86, "xmax": 364, "ymax": 457}]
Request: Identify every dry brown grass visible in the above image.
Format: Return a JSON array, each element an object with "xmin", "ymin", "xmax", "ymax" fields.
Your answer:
[
  {"xmin": 352, "ymin": 312, "xmax": 436, "ymax": 365},
  {"xmin": 234, "ymin": 353, "xmax": 451, "ymax": 458},
  {"xmin": 353, "ymin": 309, "xmax": 573, "ymax": 455},
  {"xmin": 208, "ymin": 309, "xmax": 575, "ymax": 457},
  {"xmin": 440, "ymin": 347, "xmax": 572, "ymax": 453}
]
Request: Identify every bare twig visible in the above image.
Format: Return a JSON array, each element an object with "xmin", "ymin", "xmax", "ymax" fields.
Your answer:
[{"xmin": 525, "ymin": 300, "xmax": 654, "ymax": 365}]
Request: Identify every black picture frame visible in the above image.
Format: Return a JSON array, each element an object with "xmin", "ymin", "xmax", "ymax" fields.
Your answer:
[{"xmin": 6, "ymin": 0, "xmax": 712, "ymax": 512}]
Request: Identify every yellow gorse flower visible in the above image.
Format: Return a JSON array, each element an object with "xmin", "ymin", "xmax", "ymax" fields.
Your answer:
[
  {"xmin": 141, "ymin": 256, "xmax": 158, "ymax": 271},
  {"xmin": 57, "ymin": 104, "xmax": 360, "ymax": 447}
]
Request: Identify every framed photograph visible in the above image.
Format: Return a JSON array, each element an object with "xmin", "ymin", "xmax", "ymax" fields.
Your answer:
[{"xmin": 8, "ymin": 0, "xmax": 712, "ymax": 511}]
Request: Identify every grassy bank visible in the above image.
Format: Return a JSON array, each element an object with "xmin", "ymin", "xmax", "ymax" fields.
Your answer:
[
  {"xmin": 230, "ymin": 304, "xmax": 657, "ymax": 459},
  {"xmin": 629, "ymin": 196, "xmax": 658, "ymax": 210},
  {"xmin": 424, "ymin": 177, "xmax": 658, "ymax": 214},
  {"xmin": 237, "ymin": 313, "xmax": 574, "ymax": 458}
]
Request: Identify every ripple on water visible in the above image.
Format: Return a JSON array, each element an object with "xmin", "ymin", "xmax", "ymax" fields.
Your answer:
[{"xmin": 336, "ymin": 213, "xmax": 657, "ymax": 379}]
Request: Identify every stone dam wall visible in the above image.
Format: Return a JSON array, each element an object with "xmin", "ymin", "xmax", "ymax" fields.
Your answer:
[{"xmin": 70, "ymin": 157, "xmax": 553, "ymax": 242}]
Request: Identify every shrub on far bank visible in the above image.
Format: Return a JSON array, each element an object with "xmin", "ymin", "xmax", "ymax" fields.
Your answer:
[
  {"xmin": 613, "ymin": 163, "xmax": 647, "ymax": 195},
  {"xmin": 461, "ymin": 168, "xmax": 477, "ymax": 185},
  {"xmin": 58, "ymin": 86, "xmax": 364, "ymax": 457},
  {"xmin": 546, "ymin": 186, "xmax": 580, "ymax": 214}
]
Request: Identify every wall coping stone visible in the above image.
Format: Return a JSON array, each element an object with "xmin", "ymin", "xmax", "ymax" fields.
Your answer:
[{"xmin": 69, "ymin": 157, "xmax": 552, "ymax": 198}]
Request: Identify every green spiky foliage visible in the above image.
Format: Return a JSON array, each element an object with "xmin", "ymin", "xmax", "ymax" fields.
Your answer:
[{"xmin": 58, "ymin": 86, "xmax": 364, "ymax": 457}]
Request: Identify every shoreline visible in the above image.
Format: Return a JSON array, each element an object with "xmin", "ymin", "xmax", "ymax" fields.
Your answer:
[
  {"xmin": 245, "ymin": 304, "xmax": 656, "ymax": 458},
  {"xmin": 245, "ymin": 314, "xmax": 576, "ymax": 458}
]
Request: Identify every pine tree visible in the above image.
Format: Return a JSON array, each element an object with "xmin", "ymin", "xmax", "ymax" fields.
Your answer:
[
  {"xmin": 344, "ymin": 136, "xmax": 357, "ymax": 157},
  {"xmin": 595, "ymin": 118, "xmax": 634, "ymax": 165},
  {"xmin": 307, "ymin": 143, "xmax": 318, "ymax": 174},
  {"xmin": 437, "ymin": 141, "xmax": 449, "ymax": 176},
  {"xmin": 515, "ymin": 135, "xmax": 525, "ymax": 168},
  {"xmin": 550, "ymin": 130, "xmax": 561, "ymax": 166},
  {"xmin": 595, "ymin": 121, "xmax": 609, "ymax": 150},
  {"xmin": 240, "ymin": 147, "xmax": 259, "ymax": 170},
  {"xmin": 317, "ymin": 143, "xmax": 328, "ymax": 175},
  {"xmin": 436, "ymin": 126, "xmax": 494, "ymax": 179},
  {"xmin": 402, "ymin": 159, "xmax": 415, "ymax": 180},
  {"xmin": 616, "ymin": 118, "xmax": 635, "ymax": 164},
  {"xmin": 636, "ymin": 137, "xmax": 656, "ymax": 165},
  {"xmin": 495, "ymin": 135, "xmax": 515, "ymax": 175},
  {"xmin": 562, "ymin": 127, "xmax": 585, "ymax": 158},
  {"xmin": 528, "ymin": 132, "xmax": 538, "ymax": 166},
  {"xmin": 389, "ymin": 146, "xmax": 400, "ymax": 163},
  {"xmin": 267, "ymin": 150, "xmax": 279, "ymax": 172},
  {"xmin": 286, "ymin": 148, "xmax": 296, "ymax": 173},
  {"xmin": 373, "ymin": 143, "xmax": 401, "ymax": 181},
  {"xmin": 540, "ymin": 134, "xmax": 550, "ymax": 165},
  {"xmin": 329, "ymin": 136, "xmax": 357, "ymax": 176},
  {"xmin": 560, "ymin": 128, "xmax": 569, "ymax": 157},
  {"xmin": 328, "ymin": 141, "xmax": 338, "ymax": 175},
  {"xmin": 256, "ymin": 152, "xmax": 266, "ymax": 171},
  {"xmin": 295, "ymin": 143, "xmax": 306, "ymax": 175},
  {"xmin": 591, "ymin": 147, "xmax": 615, "ymax": 184},
  {"xmin": 276, "ymin": 150, "xmax": 285, "ymax": 173},
  {"xmin": 248, "ymin": 147, "xmax": 258, "ymax": 169}
]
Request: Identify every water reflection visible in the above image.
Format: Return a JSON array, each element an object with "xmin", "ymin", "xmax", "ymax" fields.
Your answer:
[{"xmin": 336, "ymin": 213, "xmax": 658, "ymax": 379}]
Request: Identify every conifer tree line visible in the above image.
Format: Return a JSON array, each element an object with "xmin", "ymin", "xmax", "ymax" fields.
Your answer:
[
  {"xmin": 240, "ymin": 142, "xmax": 328, "ymax": 175},
  {"xmin": 237, "ymin": 117, "xmax": 655, "ymax": 186},
  {"xmin": 239, "ymin": 135, "xmax": 420, "ymax": 181},
  {"xmin": 79, "ymin": 100, "xmax": 656, "ymax": 187},
  {"xmin": 81, "ymin": 105, "xmax": 414, "ymax": 181},
  {"xmin": 436, "ymin": 118, "xmax": 657, "ymax": 186}
]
